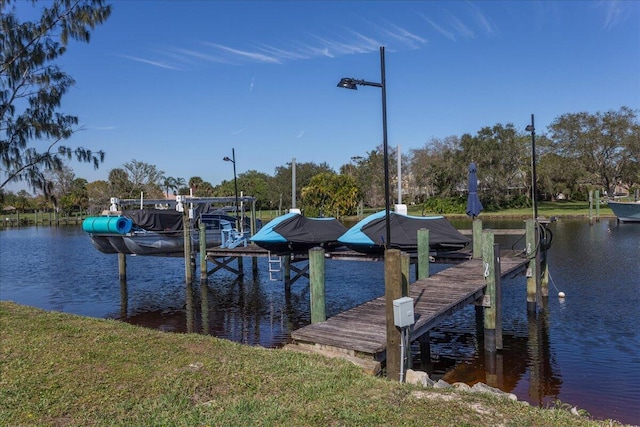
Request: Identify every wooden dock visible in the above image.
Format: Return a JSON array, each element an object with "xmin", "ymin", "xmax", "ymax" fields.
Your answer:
[{"xmin": 289, "ymin": 252, "xmax": 529, "ymax": 371}]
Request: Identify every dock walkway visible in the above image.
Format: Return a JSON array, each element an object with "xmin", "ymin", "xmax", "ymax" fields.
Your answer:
[{"xmin": 290, "ymin": 253, "xmax": 529, "ymax": 364}]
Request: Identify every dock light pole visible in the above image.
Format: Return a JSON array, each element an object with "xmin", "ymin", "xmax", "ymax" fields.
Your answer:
[
  {"xmin": 525, "ymin": 114, "xmax": 538, "ymax": 221},
  {"xmin": 223, "ymin": 148, "xmax": 240, "ymax": 229},
  {"xmin": 337, "ymin": 46, "xmax": 391, "ymax": 247}
]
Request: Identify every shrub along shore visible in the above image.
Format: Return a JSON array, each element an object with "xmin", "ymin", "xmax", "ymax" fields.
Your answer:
[{"xmin": 0, "ymin": 302, "xmax": 628, "ymax": 426}]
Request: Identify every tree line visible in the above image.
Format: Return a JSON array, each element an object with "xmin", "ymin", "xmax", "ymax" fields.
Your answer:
[{"xmin": 2, "ymin": 106, "xmax": 638, "ymax": 218}]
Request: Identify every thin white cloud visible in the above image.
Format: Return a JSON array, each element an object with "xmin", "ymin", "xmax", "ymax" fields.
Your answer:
[
  {"xmin": 378, "ymin": 23, "xmax": 428, "ymax": 48},
  {"xmin": 312, "ymin": 32, "xmax": 379, "ymax": 57},
  {"xmin": 421, "ymin": 14, "xmax": 456, "ymax": 41},
  {"xmin": 348, "ymin": 31, "xmax": 383, "ymax": 52},
  {"xmin": 255, "ymin": 44, "xmax": 311, "ymax": 61},
  {"xmin": 89, "ymin": 125, "xmax": 116, "ymax": 131},
  {"xmin": 449, "ymin": 15, "xmax": 475, "ymax": 39},
  {"xmin": 599, "ymin": 0, "xmax": 627, "ymax": 31},
  {"xmin": 469, "ymin": 5, "xmax": 496, "ymax": 35},
  {"xmin": 231, "ymin": 129, "xmax": 244, "ymax": 135},
  {"xmin": 125, "ymin": 17, "xmax": 437, "ymax": 71},
  {"xmin": 296, "ymin": 129, "xmax": 305, "ymax": 139},
  {"xmin": 295, "ymin": 43, "xmax": 335, "ymax": 58},
  {"xmin": 249, "ymin": 76, "xmax": 255, "ymax": 92},
  {"xmin": 120, "ymin": 54, "xmax": 184, "ymax": 70},
  {"xmin": 204, "ymin": 42, "xmax": 282, "ymax": 64},
  {"xmin": 167, "ymin": 47, "xmax": 233, "ymax": 64}
]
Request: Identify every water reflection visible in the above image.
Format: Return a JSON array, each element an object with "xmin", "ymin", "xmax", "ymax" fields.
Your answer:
[
  {"xmin": 121, "ymin": 273, "xmax": 308, "ymax": 348},
  {"xmin": 430, "ymin": 302, "xmax": 563, "ymax": 406}
]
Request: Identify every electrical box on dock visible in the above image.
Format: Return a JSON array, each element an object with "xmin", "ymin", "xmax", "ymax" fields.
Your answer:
[{"xmin": 393, "ymin": 297, "xmax": 415, "ymax": 328}]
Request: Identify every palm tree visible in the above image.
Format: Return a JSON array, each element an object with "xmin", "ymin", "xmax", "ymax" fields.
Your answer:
[
  {"xmin": 174, "ymin": 177, "xmax": 186, "ymax": 195},
  {"xmin": 161, "ymin": 176, "xmax": 177, "ymax": 198},
  {"xmin": 188, "ymin": 177, "xmax": 204, "ymax": 195}
]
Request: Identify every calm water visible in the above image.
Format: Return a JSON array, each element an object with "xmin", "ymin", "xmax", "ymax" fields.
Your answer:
[{"xmin": 1, "ymin": 219, "xmax": 638, "ymax": 424}]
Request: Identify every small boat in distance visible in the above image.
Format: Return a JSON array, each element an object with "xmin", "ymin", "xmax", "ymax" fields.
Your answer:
[
  {"xmin": 607, "ymin": 200, "xmax": 640, "ymax": 223},
  {"xmin": 250, "ymin": 212, "xmax": 347, "ymax": 254},
  {"xmin": 338, "ymin": 211, "xmax": 470, "ymax": 254}
]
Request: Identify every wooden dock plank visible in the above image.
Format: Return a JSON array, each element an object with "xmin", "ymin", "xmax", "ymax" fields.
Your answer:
[{"xmin": 291, "ymin": 253, "xmax": 529, "ymax": 362}]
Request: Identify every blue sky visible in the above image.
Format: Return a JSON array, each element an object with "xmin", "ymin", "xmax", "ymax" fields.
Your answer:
[{"xmin": 10, "ymin": 1, "xmax": 640, "ymax": 192}]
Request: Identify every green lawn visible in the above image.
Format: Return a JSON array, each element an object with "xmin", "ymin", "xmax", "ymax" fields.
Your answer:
[{"xmin": 484, "ymin": 200, "xmax": 614, "ymax": 218}]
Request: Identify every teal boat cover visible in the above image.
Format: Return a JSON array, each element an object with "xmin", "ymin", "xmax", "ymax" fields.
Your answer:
[
  {"xmin": 250, "ymin": 212, "xmax": 347, "ymax": 253},
  {"xmin": 338, "ymin": 211, "xmax": 470, "ymax": 254}
]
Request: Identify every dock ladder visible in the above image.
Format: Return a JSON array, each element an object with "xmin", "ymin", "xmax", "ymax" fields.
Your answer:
[{"xmin": 268, "ymin": 252, "xmax": 282, "ymax": 281}]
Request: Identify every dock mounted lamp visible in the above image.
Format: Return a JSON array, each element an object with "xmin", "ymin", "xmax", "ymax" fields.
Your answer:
[
  {"xmin": 525, "ymin": 114, "xmax": 538, "ymax": 221},
  {"xmin": 223, "ymin": 148, "xmax": 240, "ymax": 230},
  {"xmin": 337, "ymin": 46, "xmax": 391, "ymax": 247}
]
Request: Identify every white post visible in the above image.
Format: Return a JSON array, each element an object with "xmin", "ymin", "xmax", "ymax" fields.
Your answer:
[
  {"xmin": 397, "ymin": 144, "xmax": 401, "ymax": 204},
  {"xmin": 292, "ymin": 158, "xmax": 297, "ymax": 209},
  {"xmin": 109, "ymin": 197, "xmax": 119, "ymax": 212}
]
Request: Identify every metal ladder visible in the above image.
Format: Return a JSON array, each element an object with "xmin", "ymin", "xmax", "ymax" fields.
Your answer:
[{"xmin": 268, "ymin": 252, "xmax": 282, "ymax": 281}]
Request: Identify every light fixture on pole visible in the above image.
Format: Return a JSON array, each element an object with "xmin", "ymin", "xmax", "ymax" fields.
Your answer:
[
  {"xmin": 337, "ymin": 46, "xmax": 391, "ymax": 247},
  {"xmin": 223, "ymin": 148, "xmax": 240, "ymax": 230},
  {"xmin": 525, "ymin": 114, "xmax": 538, "ymax": 221}
]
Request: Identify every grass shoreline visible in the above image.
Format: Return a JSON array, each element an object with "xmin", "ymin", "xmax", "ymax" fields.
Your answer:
[{"xmin": 0, "ymin": 302, "xmax": 628, "ymax": 426}]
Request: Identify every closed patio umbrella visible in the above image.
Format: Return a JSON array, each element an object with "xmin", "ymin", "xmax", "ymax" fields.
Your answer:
[{"xmin": 466, "ymin": 162, "xmax": 483, "ymax": 218}]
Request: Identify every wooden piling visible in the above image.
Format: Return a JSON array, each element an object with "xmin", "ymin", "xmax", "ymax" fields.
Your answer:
[
  {"xmin": 525, "ymin": 219, "xmax": 540, "ymax": 312},
  {"xmin": 527, "ymin": 310, "xmax": 542, "ymax": 403},
  {"xmin": 541, "ymin": 261, "xmax": 549, "ymax": 297},
  {"xmin": 185, "ymin": 281, "xmax": 194, "ymax": 333},
  {"xmin": 309, "ymin": 248, "xmax": 326, "ymax": 323},
  {"xmin": 385, "ymin": 249, "xmax": 402, "ymax": 381},
  {"xmin": 250, "ymin": 200, "xmax": 257, "ymax": 235},
  {"xmin": 399, "ymin": 252, "xmax": 413, "ymax": 370},
  {"xmin": 472, "ymin": 218, "xmax": 483, "ymax": 258},
  {"xmin": 183, "ymin": 211, "xmax": 193, "ymax": 284},
  {"xmin": 494, "ymin": 242, "xmax": 503, "ymax": 350},
  {"xmin": 200, "ymin": 280, "xmax": 209, "ymax": 335},
  {"xmin": 595, "ymin": 190, "xmax": 600, "ymax": 222},
  {"xmin": 118, "ymin": 253, "xmax": 127, "ymax": 283},
  {"xmin": 401, "ymin": 252, "xmax": 410, "ymax": 297},
  {"xmin": 589, "ymin": 190, "xmax": 594, "ymax": 225},
  {"xmin": 119, "ymin": 253, "xmax": 127, "ymax": 319},
  {"xmin": 283, "ymin": 255, "xmax": 291, "ymax": 290},
  {"xmin": 199, "ymin": 223, "xmax": 207, "ymax": 280},
  {"xmin": 417, "ymin": 229, "xmax": 430, "ymax": 279},
  {"xmin": 482, "ymin": 231, "xmax": 499, "ymax": 352}
]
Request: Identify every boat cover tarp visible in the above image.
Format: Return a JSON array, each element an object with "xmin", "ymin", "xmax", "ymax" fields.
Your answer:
[
  {"xmin": 251, "ymin": 213, "xmax": 347, "ymax": 246},
  {"xmin": 338, "ymin": 211, "xmax": 470, "ymax": 253},
  {"xmin": 123, "ymin": 209, "xmax": 184, "ymax": 235},
  {"xmin": 121, "ymin": 206, "xmax": 239, "ymax": 236}
]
